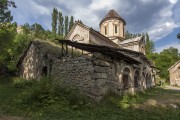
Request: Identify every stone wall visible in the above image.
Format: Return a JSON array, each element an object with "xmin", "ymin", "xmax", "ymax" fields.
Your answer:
[
  {"xmin": 51, "ymin": 52, "xmax": 155, "ymax": 101},
  {"xmin": 51, "ymin": 55, "xmax": 94, "ymax": 94},
  {"xmin": 19, "ymin": 43, "xmax": 44, "ymax": 80},
  {"xmin": 51, "ymin": 54, "xmax": 115, "ymax": 100},
  {"xmin": 169, "ymin": 62, "xmax": 180, "ymax": 86},
  {"xmin": 19, "ymin": 42, "xmax": 51, "ymax": 80}
]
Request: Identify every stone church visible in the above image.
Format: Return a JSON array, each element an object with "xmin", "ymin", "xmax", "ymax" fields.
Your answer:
[
  {"xmin": 17, "ymin": 10, "xmax": 155, "ymax": 100},
  {"xmin": 168, "ymin": 60, "xmax": 180, "ymax": 86},
  {"xmin": 66, "ymin": 10, "xmax": 145, "ymax": 54}
]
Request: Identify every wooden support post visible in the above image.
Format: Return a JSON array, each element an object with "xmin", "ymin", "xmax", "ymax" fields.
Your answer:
[
  {"xmin": 62, "ymin": 43, "xmax": 64, "ymax": 56},
  {"xmin": 71, "ymin": 46, "xmax": 73, "ymax": 56},
  {"xmin": 66, "ymin": 44, "xmax": 68, "ymax": 55}
]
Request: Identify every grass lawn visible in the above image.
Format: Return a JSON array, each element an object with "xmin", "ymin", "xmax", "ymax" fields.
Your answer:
[{"xmin": 0, "ymin": 75, "xmax": 180, "ymax": 120}]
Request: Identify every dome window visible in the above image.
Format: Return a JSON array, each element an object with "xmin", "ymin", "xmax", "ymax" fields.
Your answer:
[
  {"xmin": 115, "ymin": 25, "xmax": 118, "ymax": 34},
  {"xmin": 105, "ymin": 27, "xmax": 107, "ymax": 35}
]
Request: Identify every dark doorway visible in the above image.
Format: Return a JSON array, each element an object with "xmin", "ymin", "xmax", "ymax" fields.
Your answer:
[
  {"xmin": 134, "ymin": 70, "xmax": 139, "ymax": 88},
  {"xmin": 122, "ymin": 68, "xmax": 130, "ymax": 89},
  {"xmin": 42, "ymin": 66, "xmax": 47, "ymax": 76}
]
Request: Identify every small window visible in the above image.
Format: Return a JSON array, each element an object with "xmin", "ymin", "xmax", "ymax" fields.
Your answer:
[
  {"xmin": 105, "ymin": 27, "xmax": 107, "ymax": 35},
  {"xmin": 115, "ymin": 26, "xmax": 117, "ymax": 34}
]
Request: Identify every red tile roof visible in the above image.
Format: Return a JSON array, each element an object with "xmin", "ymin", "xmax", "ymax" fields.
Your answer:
[{"xmin": 100, "ymin": 9, "xmax": 126, "ymax": 26}]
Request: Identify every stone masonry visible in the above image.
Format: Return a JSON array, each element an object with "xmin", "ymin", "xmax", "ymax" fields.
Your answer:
[{"xmin": 51, "ymin": 52, "xmax": 154, "ymax": 101}]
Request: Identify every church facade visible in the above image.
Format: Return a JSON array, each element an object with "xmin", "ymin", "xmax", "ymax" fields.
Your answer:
[
  {"xmin": 66, "ymin": 10, "xmax": 146, "ymax": 54},
  {"xmin": 169, "ymin": 60, "xmax": 180, "ymax": 86},
  {"xmin": 18, "ymin": 10, "xmax": 155, "ymax": 101}
]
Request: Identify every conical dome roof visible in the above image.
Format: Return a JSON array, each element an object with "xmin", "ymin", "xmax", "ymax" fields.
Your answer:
[{"xmin": 100, "ymin": 10, "xmax": 126, "ymax": 26}]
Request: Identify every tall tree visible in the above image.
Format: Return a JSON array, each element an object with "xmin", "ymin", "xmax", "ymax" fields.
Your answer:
[
  {"xmin": 31, "ymin": 23, "xmax": 45, "ymax": 39},
  {"xmin": 58, "ymin": 11, "xmax": 64, "ymax": 36},
  {"xmin": 69, "ymin": 16, "xmax": 74, "ymax": 31},
  {"xmin": 0, "ymin": 0, "xmax": 16, "ymax": 23},
  {"xmin": 125, "ymin": 31, "xmax": 142, "ymax": 39},
  {"xmin": 145, "ymin": 33, "xmax": 154, "ymax": 56},
  {"xmin": 177, "ymin": 33, "xmax": 180, "ymax": 39},
  {"xmin": 64, "ymin": 16, "xmax": 69, "ymax": 36},
  {"xmin": 22, "ymin": 23, "xmax": 31, "ymax": 35},
  {"xmin": 155, "ymin": 47, "xmax": 180, "ymax": 80},
  {"xmin": 51, "ymin": 7, "xmax": 58, "ymax": 36},
  {"xmin": 0, "ymin": 23, "xmax": 17, "ymax": 72}
]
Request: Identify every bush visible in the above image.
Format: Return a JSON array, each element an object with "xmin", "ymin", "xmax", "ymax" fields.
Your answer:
[
  {"xmin": 15, "ymin": 77, "xmax": 90, "ymax": 111},
  {"xmin": 13, "ymin": 77, "xmax": 34, "ymax": 89},
  {"xmin": 105, "ymin": 92, "xmax": 144, "ymax": 109}
]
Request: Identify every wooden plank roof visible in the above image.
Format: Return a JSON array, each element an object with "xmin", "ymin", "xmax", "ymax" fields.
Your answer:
[{"xmin": 59, "ymin": 40, "xmax": 141, "ymax": 64}]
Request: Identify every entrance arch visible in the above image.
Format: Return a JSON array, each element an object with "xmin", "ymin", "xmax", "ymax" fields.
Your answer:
[
  {"xmin": 145, "ymin": 73, "xmax": 149, "ymax": 88},
  {"xmin": 122, "ymin": 67, "xmax": 130, "ymax": 89},
  {"xmin": 134, "ymin": 70, "xmax": 139, "ymax": 88}
]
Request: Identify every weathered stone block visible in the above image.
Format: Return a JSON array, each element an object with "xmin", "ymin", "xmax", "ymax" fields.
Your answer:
[
  {"xmin": 93, "ymin": 52, "xmax": 105, "ymax": 59},
  {"xmin": 95, "ymin": 79, "xmax": 106, "ymax": 87},
  {"xmin": 85, "ymin": 75, "xmax": 91, "ymax": 80},
  {"xmin": 101, "ymin": 73, "xmax": 107, "ymax": 78},
  {"xmin": 93, "ymin": 60, "xmax": 110, "ymax": 67},
  {"xmin": 102, "ymin": 87, "xmax": 109, "ymax": 95},
  {"xmin": 94, "ymin": 66, "xmax": 106, "ymax": 73},
  {"xmin": 92, "ymin": 73, "xmax": 102, "ymax": 79},
  {"xmin": 91, "ymin": 87, "xmax": 103, "ymax": 96}
]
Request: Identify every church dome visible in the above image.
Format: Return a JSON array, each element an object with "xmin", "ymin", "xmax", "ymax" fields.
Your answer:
[{"xmin": 99, "ymin": 9, "xmax": 126, "ymax": 26}]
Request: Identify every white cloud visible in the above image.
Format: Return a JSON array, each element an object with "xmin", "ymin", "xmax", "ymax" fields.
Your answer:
[
  {"xmin": 12, "ymin": 0, "xmax": 180, "ymax": 42},
  {"xmin": 89, "ymin": 0, "xmax": 116, "ymax": 11},
  {"xmin": 31, "ymin": 2, "xmax": 50, "ymax": 15},
  {"xmin": 156, "ymin": 42, "xmax": 180, "ymax": 53},
  {"xmin": 169, "ymin": 0, "xmax": 178, "ymax": 4},
  {"xmin": 145, "ymin": 2, "xmax": 180, "ymax": 41}
]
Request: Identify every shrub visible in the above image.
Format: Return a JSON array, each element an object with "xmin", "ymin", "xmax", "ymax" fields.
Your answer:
[
  {"xmin": 13, "ymin": 77, "xmax": 34, "ymax": 89},
  {"xmin": 15, "ymin": 77, "xmax": 90, "ymax": 111}
]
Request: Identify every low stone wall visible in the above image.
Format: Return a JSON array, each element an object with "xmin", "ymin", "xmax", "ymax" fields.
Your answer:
[
  {"xmin": 51, "ymin": 56, "xmax": 93, "ymax": 92},
  {"xmin": 51, "ymin": 55, "xmax": 108, "ymax": 100},
  {"xmin": 51, "ymin": 52, "xmax": 155, "ymax": 101}
]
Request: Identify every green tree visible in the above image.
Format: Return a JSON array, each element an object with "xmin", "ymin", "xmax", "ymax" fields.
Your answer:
[
  {"xmin": 0, "ymin": 0, "xmax": 16, "ymax": 23},
  {"xmin": 22, "ymin": 23, "xmax": 31, "ymax": 35},
  {"xmin": 51, "ymin": 7, "xmax": 58, "ymax": 36},
  {"xmin": 69, "ymin": 16, "xmax": 74, "ymax": 32},
  {"xmin": 0, "ymin": 23, "xmax": 17, "ymax": 73},
  {"xmin": 177, "ymin": 33, "xmax": 180, "ymax": 39},
  {"xmin": 58, "ymin": 11, "xmax": 64, "ymax": 36},
  {"xmin": 155, "ymin": 47, "xmax": 180, "ymax": 80},
  {"xmin": 125, "ymin": 31, "xmax": 142, "ymax": 39},
  {"xmin": 31, "ymin": 23, "xmax": 45, "ymax": 39},
  {"xmin": 145, "ymin": 33, "xmax": 155, "ymax": 56},
  {"xmin": 64, "ymin": 16, "xmax": 69, "ymax": 36}
]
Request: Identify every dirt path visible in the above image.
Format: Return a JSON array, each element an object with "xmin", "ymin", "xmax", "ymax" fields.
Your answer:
[
  {"xmin": 165, "ymin": 85, "xmax": 180, "ymax": 91},
  {"xmin": 135, "ymin": 86, "xmax": 180, "ymax": 109}
]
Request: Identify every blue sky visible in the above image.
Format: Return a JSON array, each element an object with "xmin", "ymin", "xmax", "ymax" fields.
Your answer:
[{"xmin": 11, "ymin": 0, "xmax": 180, "ymax": 53}]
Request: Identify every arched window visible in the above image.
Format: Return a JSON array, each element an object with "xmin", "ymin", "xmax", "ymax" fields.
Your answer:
[
  {"xmin": 141, "ymin": 46, "xmax": 144, "ymax": 53},
  {"xmin": 115, "ymin": 25, "xmax": 117, "ymax": 34},
  {"xmin": 72, "ymin": 34, "xmax": 84, "ymax": 43},
  {"xmin": 105, "ymin": 27, "xmax": 107, "ymax": 35},
  {"xmin": 134, "ymin": 70, "xmax": 139, "ymax": 88},
  {"xmin": 122, "ymin": 68, "xmax": 130, "ymax": 89},
  {"xmin": 142, "ymin": 72, "xmax": 145, "ymax": 87}
]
